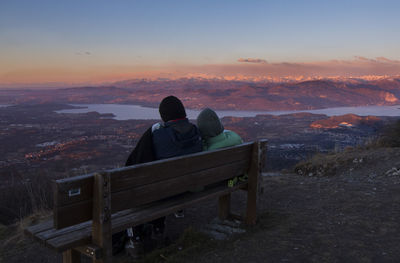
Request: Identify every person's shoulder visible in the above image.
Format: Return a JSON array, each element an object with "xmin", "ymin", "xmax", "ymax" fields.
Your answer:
[
  {"xmin": 151, "ymin": 122, "xmax": 164, "ymax": 132},
  {"xmin": 224, "ymin": 130, "xmax": 242, "ymax": 141}
]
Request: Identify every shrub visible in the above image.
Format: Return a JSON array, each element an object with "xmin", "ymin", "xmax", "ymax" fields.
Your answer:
[
  {"xmin": 370, "ymin": 120, "xmax": 400, "ymax": 148},
  {"xmin": 0, "ymin": 169, "xmax": 53, "ymax": 225}
]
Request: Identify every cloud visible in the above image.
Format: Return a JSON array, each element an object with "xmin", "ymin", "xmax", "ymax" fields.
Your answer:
[
  {"xmin": 354, "ymin": 56, "xmax": 400, "ymax": 64},
  {"xmin": 177, "ymin": 56, "xmax": 400, "ymax": 80},
  {"xmin": 75, "ymin": 51, "xmax": 92, "ymax": 56},
  {"xmin": 354, "ymin": 56, "xmax": 371, "ymax": 62},
  {"xmin": 375, "ymin": 57, "xmax": 400, "ymax": 63},
  {"xmin": 237, "ymin": 58, "xmax": 268, "ymax": 64}
]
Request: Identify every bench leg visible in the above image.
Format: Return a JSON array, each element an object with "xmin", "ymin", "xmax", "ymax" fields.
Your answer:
[
  {"xmin": 218, "ymin": 193, "xmax": 231, "ymax": 220},
  {"xmin": 246, "ymin": 141, "xmax": 265, "ymax": 225},
  {"xmin": 245, "ymin": 182, "xmax": 257, "ymax": 225},
  {"xmin": 62, "ymin": 249, "xmax": 81, "ymax": 263},
  {"xmin": 92, "ymin": 172, "xmax": 112, "ymax": 263}
]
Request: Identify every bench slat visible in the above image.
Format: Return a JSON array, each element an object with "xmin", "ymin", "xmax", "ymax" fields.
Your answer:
[
  {"xmin": 111, "ymin": 182, "xmax": 248, "ymax": 234},
  {"xmin": 54, "ymin": 174, "xmax": 94, "ymax": 210},
  {"xmin": 110, "ymin": 144, "xmax": 252, "ymax": 191},
  {"xmin": 37, "ymin": 220, "xmax": 91, "ymax": 244},
  {"xmin": 111, "ymin": 159, "xmax": 249, "ymax": 212},
  {"xmin": 28, "ymin": 208, "xmax": 144, "ymax": 247},
  {"xmin": 49, "ymin": 228, "xmax": 92, "ymax": 252},
  {"xmin": 54, "ymin": 200, "xmax": 92, "ymax": 229},
  {"xmin": 25, "ymin": 219, "xmax": 54, "ymax": 238}
]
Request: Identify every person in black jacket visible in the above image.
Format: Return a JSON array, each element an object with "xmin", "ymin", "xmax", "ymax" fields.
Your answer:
[
  {"xmin": 118, "ymin": 96, "xmax": 202, "ymax": 257},
  {"xmin": 125, "ymin": 95, "xmax": 201, "ymax": 165}
]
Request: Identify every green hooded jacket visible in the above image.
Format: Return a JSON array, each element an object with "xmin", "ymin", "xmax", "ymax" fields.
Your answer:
[
  {"xmin": 197, "ymin": 108, "xmax": 243, "ymax": 150},
  {"xmin": 203, "ymin": 129, "xmax": 243, "ymax": 151}
]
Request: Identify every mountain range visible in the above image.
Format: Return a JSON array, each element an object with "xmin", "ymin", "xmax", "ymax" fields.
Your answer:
[{"xmin": 1, "ymin": 77, "xmax": 400, "ymax": 111}]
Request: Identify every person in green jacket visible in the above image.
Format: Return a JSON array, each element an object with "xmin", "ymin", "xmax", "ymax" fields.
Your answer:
[
  {"xmin": 197, "ymin": 108, "xmax": 245, "ymax": 187},
  {"xmin": 197, "ymin": 108, "xmax": 242, "ymax": 151}
]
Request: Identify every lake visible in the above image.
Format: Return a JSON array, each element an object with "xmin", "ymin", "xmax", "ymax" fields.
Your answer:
[{"xmin": 55, "ymin": 104, "xmax": 400, "ymax": 120}]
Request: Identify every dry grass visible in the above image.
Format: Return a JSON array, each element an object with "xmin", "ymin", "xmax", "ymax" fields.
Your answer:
[
  {"xmin": 0, "ymin": 170, "xmax": 53, "ymax": 225},
  {"xmin": 0, "ymin": 210, "xmax": 51, "ymax": 262},
  {"xmin": 366, "ymin": 119, "xmax": 400, "ymax": 148},
  {"xmin": 295, "ymin": 119, "xmax": 400, "ymax": 177}
]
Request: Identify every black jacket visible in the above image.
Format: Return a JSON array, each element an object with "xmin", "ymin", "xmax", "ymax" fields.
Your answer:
[
  {"xmin": 152, "ymin": 119, "xmax": 202, "ymax": 160},
  {"xmin": 125, "ymin": 119, "xmax": 202, "ymax": 166},
  {"xmin": 125, "ymin": 127, "xmax": 155, "ymax": 166}
]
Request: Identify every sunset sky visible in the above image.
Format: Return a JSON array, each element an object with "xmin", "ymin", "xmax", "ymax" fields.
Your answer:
[{"xmin": 1, "ymin": 0, "xmax": 400, "ymax": 86}]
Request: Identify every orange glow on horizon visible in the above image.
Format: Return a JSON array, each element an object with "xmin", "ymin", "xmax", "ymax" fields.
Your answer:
[{"xmin": 1, "ymin": 57, "xmax": 400, "ymax": 86}]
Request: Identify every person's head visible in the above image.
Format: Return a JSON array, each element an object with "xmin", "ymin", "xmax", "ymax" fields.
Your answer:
[
  {"xmin": 159, "ymin": 96, "xmax": 187, "ymax": 122},
  {"xmin": 197, "ymin": 108, "xmax": 224, "ymax": 139}
]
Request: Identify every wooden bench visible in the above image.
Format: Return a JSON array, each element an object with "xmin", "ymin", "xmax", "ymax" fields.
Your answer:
[{"xmin": 25, "ymin": 140, "xmax": 267, "ymax": 263}]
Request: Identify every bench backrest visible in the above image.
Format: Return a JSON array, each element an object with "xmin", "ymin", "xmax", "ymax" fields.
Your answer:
[{"xmin": 53, "ymin": 141, "xmax": 264, "ymax": 229}]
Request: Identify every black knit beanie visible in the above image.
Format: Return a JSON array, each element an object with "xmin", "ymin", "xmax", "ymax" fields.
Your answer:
[{"xmin": 159, "ymin": 96, "xmax": 187, "ymax": 122}]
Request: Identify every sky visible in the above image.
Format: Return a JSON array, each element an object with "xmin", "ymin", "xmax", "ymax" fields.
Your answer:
[{"xmin": 1, "ymin": 0, "xmax": 400, "ymax": 86}]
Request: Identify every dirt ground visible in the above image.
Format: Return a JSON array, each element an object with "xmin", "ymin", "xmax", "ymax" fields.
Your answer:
[
  {"xmin": 182, "ymin": 173, "xmax": 400, "ymax": 263},
  {"xmin": 2, "ymin": 147, "xmax": 400, "ymax": 263}
]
